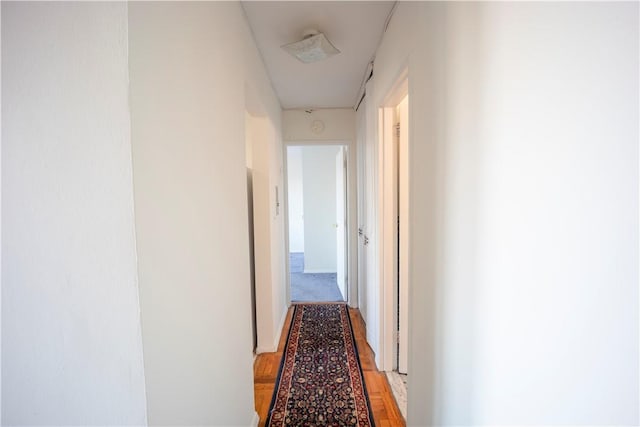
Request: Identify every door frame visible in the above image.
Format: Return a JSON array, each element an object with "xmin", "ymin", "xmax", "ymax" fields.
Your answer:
[
  {"xmin": 282, "ymin": 140, "xmax": 355, "ymax": 306},
  {"xmin": 335, "ymin": 146, "xmax": 348, "ymax": 300},
  {"xmin": 378, "ymin": 70, "xmax": 409, "ymax": 372}
]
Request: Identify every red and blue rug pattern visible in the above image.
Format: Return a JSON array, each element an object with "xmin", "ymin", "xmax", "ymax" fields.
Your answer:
[{"xmin": 266, "ymin": 303, "xmax": 375, "ymax": 426}]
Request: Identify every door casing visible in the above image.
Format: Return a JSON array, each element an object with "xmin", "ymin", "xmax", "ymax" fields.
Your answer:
[
  {"xmin": 378, "ymin": 70, "xmax": 409, "ymax": 373},
  {"xmin": 282, "ymin": 140, "xmax": 355, "ymax": 306}
]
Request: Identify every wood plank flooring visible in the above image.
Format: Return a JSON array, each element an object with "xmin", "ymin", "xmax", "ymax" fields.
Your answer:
[{"xmin": 253, "ymin": 306, "xmax": 406, "ymax": 427}]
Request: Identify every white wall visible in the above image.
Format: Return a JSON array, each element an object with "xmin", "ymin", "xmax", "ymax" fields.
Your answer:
[
  {"xmin": 245, "ymin": 36, "xmax": 288, "ymax": 358},
  {"xmin": 283, "ymin": 109, "xmax": 356, "ymax": 142},
  {"xmin": 301, "ymin": 146, "xmax": 341, "ymax": 273},
  {"xmin": 2, "ymin": 3, "xmax": 147, "ymax": 424},
  {"xmin": 247, "ymin": 113, "xmax": 287, "ymax": 355},
  {"xmin": 367, "ymin": 2, "xmax": 639, "ymax": 425},
  {"xmin": 283, "ymin": 109, "xmax": 358, "ymax": 303},
  {"xmin": 128, "ymin": 2, "xmax": 283, "ymax": 424},
  {"xmin": 287, "ymin": 146, "xmax": 305, "ymax": 253},
  {"xmin": 248, "ymin": 115, "xmax": 274, "ymax": 354}
]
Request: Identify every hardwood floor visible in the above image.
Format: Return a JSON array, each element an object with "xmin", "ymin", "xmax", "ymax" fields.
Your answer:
[{"xmin": 253, "ymin": 306, "xmax": 406, "ymax": 427}]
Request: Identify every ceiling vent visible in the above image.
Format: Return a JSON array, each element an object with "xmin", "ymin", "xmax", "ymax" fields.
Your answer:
[{"xmin": 281, "ymin": 29, "xmax": 340, "ymax": 64}]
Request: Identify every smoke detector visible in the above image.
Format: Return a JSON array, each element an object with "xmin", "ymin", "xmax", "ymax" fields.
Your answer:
[{"xmin": 281, "ymin": 29, "xmax": 340, "ymax": 64}]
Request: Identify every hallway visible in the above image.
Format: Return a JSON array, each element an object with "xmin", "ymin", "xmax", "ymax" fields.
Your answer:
[
  {"xmin": 253, "ymin": 307, "xmax": 404, "ymax": 426},
  {"xmin": 2, "ymin": 2, "xmax": 638, "ymax": 426}
]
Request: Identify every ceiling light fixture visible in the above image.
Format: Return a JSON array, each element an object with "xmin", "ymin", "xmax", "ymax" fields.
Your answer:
[{"xmin": 281, "ymin": 29, "xmax": 340, "ymax": 64}]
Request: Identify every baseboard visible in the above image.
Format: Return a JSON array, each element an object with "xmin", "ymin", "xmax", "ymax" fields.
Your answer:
[
  {"xmin": 255, "ymin": 307, "xmax": 289, "ymax": 354},
  {"xmin": 250, "ymin": 411, "xmax": 259, "ymax": 427},
  {"xmin": 255, "ymin": 345, "xmax": 273, "ymax": 354},
  {"xmin": 303, "ymin": 269, "xmax": 336, "ymax": 274},
  {"xmin": 256, "ymin": 345, "xmax": 278, "ymax": 355}
]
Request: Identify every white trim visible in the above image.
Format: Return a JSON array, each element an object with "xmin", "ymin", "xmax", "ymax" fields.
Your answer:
[
  {"xmin": 303, "ymin": 269, "xmax": 337, "ymax": 274},
  {"xmin": 282, "ymin": 145, "xmax": 292, "ymax": 305},
  {"xmin": 255, "ymin": 345, "xmax": 275, "ymax": 354},
  {"xmin": 250, "ymin": 411, "xmax": 260, "ymax": 427},
  {"xmin": 284, "ymin": 139, "xmax": 350, "ymax": 146},
  {"xmin": 378, "ymin": 68, "xmax": 409, "ymax": 372},
  {"xmin": 381, "ymin": 105, "xmax": 396, "ymax": 373},
  {"xmin": 374, "ymin": 107, "xmax": 385, "ymax": 370}
]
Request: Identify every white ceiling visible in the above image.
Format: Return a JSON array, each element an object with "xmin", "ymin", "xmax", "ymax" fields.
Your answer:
[{"xmin": 242, "ymin": 1, "xmax": 395, "ymax": 110}]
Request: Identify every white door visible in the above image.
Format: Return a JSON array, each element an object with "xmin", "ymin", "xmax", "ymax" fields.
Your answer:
[
  {"xmin": 335, "ymin": 147, "xmax": 347, "ymax": 301},
  {"xmin": 356, "ymin": 110, "xmax": 368, "ymax": 320},
  {"xmin": 364, "ymin": 103, "xmax": 378, "ymax": 353}
]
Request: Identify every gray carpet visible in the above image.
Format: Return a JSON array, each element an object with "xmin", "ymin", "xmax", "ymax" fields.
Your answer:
[{"xmin": 290, "ymin": 253, "xmax": 344, "ymax": 302}]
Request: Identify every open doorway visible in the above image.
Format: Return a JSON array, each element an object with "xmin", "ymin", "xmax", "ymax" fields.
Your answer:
[
  {"xmin": 286, "ymin": 144, "xmax": 348, "ymax": 303},
  {"xmin": 379, "ymin": 78, "xmax": 409, "ymax": 418},
  {"xmin": 389, "ymin": 94, "xmax": 409, "ymax": 419}
]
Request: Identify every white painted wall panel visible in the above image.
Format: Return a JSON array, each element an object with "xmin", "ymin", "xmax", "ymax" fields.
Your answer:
[
  {"xmin": 283, "ymin": 109, "xmax": 355, "ymax": 142},
  {"xmin": 128, "ymin": 2, "xmax": 282, "ymax": 424},
  {"xmin": 369, "ymin": 2, "xmax": 639, "ymax": 425},
  {"xmin": 2, "ymin": 3, "xmax": 147, "ymax": 424}
]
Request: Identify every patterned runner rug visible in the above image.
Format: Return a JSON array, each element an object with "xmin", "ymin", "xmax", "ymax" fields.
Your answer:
[{"xmin": 266, "ymin": 303, "xmax": 375, "ymax": 427}]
